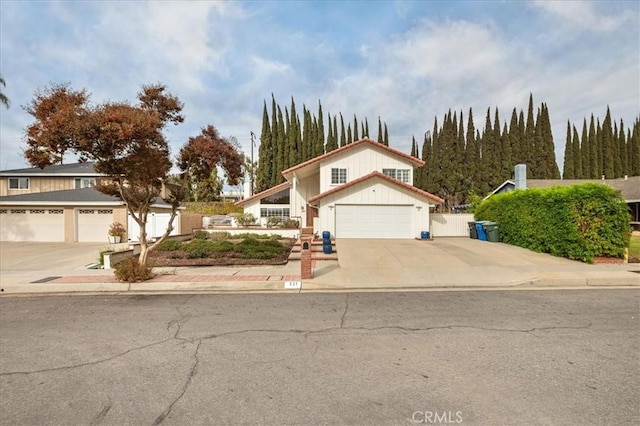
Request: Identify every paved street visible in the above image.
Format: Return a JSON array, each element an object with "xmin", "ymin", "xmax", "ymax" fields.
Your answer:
[{"xmin": 1, "ymin": 290, "xmax": 639, "ymax": 425}]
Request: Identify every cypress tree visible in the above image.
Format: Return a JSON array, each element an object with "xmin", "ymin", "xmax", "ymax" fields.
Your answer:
[
  {"xmin": 383, "ymin": 123, "xmax": 389, "ymax": 146},
  {"xmin": 508, "ymin": 108, "xmax": 521, "ymax": 165},
  {"xmin": 256, "ymin": 100, "xmax": 273, "ymax": 193},
  {"xmin": 524, "ymin": 94, "xmax": 535, "ymax": 175},
  {"xmin": 613, "ymin": 120, "xmax": 622, "ymax": 177},
  {"xmin": 364, "ymin": 118, "xmax": 370, "ymax": 139},
  {"xmin": 573, "ymin": 125, "xmax": 582, "ymax": 179},
  {"xmin": 347, "ymin": 124, "xmax": 352, "ymax": 144},
  {"xmin": 274, "ymin": 105, "xmax": 286, "ymax": 185},
  {"xmin": 562, "ymin": 121, "xmax": 574, "ymax": 179},
  {"xmin": 353, "ymin": 114, "xmax": 359, "ymax": 141},
  {"xmin": 619, "ymin": 119, "xmax": 628, "ymax": 176},
  {"xmin": 326, "ymin": 113, "xmax": 338, "ymax": 152},
  {"xmin": 541, "ymin": 103, "xmax": 560, "ymax": 178},
  {"xmin": 580, "ymin": 119, "xmax": 589, "ymax": 178},
  {"xmin": 601, "ymin": 107, "xmax": 614, "ymax": 178},
  {"xmin": 301, "ymin": 106, "xmax": 309, "ymax": 161},
  {"xmin": 313, "ymin": 116, "xmax": 324, "ymax": 157},
  {"xmin": 333, "ymin": 115, "xmax": 338, "ymax": 150},
  {"xmin": 631, "ymin": 119, "xmax": 640, "ymax": 176},
  {"xmin": 340, "ymin": 113, "xmax": 346, "ymax": 147},
  {"xmin": 377, "ymin": 117, "xmax": 383, "ymax": 143},
  {"xmin": 588, "ymin": 115, "xmax": 598, "ymax": 178},
  {"xmin": 317, "ymin": 101, "xmax": 325, "ymax": 156},
  {"xmin": 465, "ymin": 108, "xmax": 480, "ymax": 194},
  {"xmin": 419, "ymin": 132, "xmax": 431, "ymax": 191}
]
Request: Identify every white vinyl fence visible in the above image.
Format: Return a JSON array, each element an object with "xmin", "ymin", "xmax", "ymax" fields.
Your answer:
[{"xmin": 430, "ymin": 213, "xmax": 474, "ymax": 237}]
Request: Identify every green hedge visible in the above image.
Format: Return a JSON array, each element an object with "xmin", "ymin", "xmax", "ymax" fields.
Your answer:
[{"xmin": 475, "ymin": 183, "xmax": 630, "ymax": 263}]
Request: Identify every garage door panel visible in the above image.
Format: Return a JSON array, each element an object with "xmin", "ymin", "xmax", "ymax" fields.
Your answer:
[
  {"xmin": 0, "ymin": 209, "xmax": 64, "ymax": 242},
  {"xmin": 77, "ymin": 209, "xmax": 112, "ymax": 242},
  {"xmin": 336, "ymin": 205, "xmax": 412, "ymax": 239}
]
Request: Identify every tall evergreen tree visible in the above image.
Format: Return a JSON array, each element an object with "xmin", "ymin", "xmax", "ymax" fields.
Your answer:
[
  {"xmin": 364, "ymin": 118, "xmax": 370, "ymax": 138},
  {"xmin": 619, "ymin": 119, "xmax": 628, "ymax": 176},
  {"xmin": 562, "ymin": 121, "xmax": 574, "ymax": 179},
  {"xmin": 347, "ymin": 124, "xmax": 352, "ymax": 144},
  {"xmin": 464, "ymin": 108, "xmax": 480, "ymax": 194},
  {"xmin": 631, "ymin": 119, "xmax": 640, "ymax": 176},
  {"xmin": 256, "ymin": 100, "xmax": 273, "ymax": 192},
  {"xmin": 340, "ymin": 113, "xmax": 346, "ymax": 147},
  {"xmin": 317, "ymin": 101, "xmax": 325, "ymax": 156},
  {"xmin": 524, "ymin": 94, "xmax": 536, "ymax": 175},
  {"xmin": 540, "ymin": 103, "xmax": 560, "ymax": 178},
  {"xmin": 588, "ymin": 115, "xmax": 599, "ymax": 178},
  {"xmin": 579, "ymin": 119, "xmax": 589, "ymax": 178},
  {"xmin": 601, "ymin": 107, "xmax": 614, "ymax": 178},
  {"xmin": 508, "ymin": 108, "xmax": 521, "ymax": 165},
  {"xmin": 274, "ymin": 105, "xmax": 286, "ymax": 185},
  {"xmin": 573, "ymin": 125, "xmax": 582, "ymax": 179},
  {"xmin": 383, "ymin": 123, "xmax": 389, "ymax": 146},
  {"xmin": 377, "ymin": 117, "xmax": 383, "ymax": 143},
  {"xmin": 353, "ymin": 114, "xmax": 359, "ymax": 141},
  {"xmin": 613, "ymin": 120, "xmax": 622, "ymax": 177},
  {"xmin": 325, "ymin": 113, "xmax": 338, "ymax": 152}
]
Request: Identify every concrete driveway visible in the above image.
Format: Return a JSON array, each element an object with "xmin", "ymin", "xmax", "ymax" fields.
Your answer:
[
  {"xmin": 308, "ymin": 238, "xmax": 638, "ymax": 289},
  {"xmin": 0, "ymin": 242, "xmax": 127, "ymax": 271}
]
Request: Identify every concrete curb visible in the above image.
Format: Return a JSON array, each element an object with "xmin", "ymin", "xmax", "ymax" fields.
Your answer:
[{"xmin": 1, "ymin": 276, "xmax": 638, "ymax": 296}]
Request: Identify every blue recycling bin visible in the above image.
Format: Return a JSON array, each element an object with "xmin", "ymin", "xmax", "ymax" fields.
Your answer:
[{"xmin": 475, "ymin": 222, "xmax": 488, "ymax": 241}]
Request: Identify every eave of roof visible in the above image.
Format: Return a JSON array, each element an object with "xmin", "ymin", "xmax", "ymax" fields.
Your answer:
[
  {"xmin": 234, "ymin": 181, "xmax": 291, "ymax": 206},
  {"xmin": 0, "ymin": 187, "xmax": 123, "ymax": 204},
  {"xmin": 281, "ymin": 138, "xmax": 424, "ymax": 178},
  {"xmin": 307, "ymin": 171, "xmax": 444, "ymax": 205},
  {"xmin": 0, "ymin": 162, "xmax": 99, "ymax": 177}
]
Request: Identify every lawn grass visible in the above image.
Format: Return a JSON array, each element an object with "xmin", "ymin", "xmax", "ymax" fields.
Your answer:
[{"xmin": 629, "ymin": 235, "xmax": 640, "ymax": 261}]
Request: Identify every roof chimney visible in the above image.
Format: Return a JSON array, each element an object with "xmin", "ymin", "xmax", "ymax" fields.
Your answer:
[{"xmin": 515, "ymin": 164, "xmax": 527, "ymax": 190}]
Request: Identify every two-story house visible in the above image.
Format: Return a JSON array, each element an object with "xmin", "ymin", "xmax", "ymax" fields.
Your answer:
[
  {"xmin": 237, "ymin": 138, "xmax": 444, "ymax": 239},
  {"xmin": 0, "ymin": 162, "xmax": 182, "ymax": 243}
]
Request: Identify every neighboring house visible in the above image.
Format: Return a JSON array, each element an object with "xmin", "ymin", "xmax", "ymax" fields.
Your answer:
[
  {"xmin": 487, "ymin": 176, "xmax": 640, "ymax": 229},
  {"xmin": 0, "ymin": 162, "xmax": 182, "ymax": 242},
  {"xmin": 236, "ymin": 138, "xmax": 444, "ymax": 239}
]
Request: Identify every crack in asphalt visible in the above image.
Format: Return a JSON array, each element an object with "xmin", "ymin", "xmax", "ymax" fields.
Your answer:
[
  {"xmin": 340, "ymin": 293, "xmax": 349, "ymax": 328},
  {"xmin": 89, "ymin": 402, "xmax": 112, "ymax": 426},
  {"xmin": 152, "ymin": 340, "xmax": 202, "ymax": 426},
  {"xmin": 0, "ymin": 337, "xmax": 175, "ymax": 377},
  {"xmin": 166, "ymin": 295, "xmax": 196, "ymax": 338}
]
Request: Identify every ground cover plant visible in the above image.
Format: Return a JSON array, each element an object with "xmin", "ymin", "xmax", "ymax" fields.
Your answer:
[
  {"xmin": 629, "ymin": 235, "xmax": 640, "ymax": 263},
  {"xmin": 149, "ymin": 232, "xmax": 293, "ymax": 266}
]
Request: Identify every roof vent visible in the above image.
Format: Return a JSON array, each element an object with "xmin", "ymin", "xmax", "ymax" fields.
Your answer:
[{"xmin": 514, "ymin": 164, "xmax": 527, "ymax": 190}]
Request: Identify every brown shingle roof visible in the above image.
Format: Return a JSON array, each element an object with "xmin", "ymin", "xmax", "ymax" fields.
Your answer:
[{"xmin": 308, "ymin": 171, "xmax": 444, "ymax": 204}]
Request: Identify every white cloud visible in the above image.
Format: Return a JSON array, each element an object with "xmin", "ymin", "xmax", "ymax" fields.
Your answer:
[{"xmin": 532, "ymin": 0, "xmax": 630, "ymax": 33}]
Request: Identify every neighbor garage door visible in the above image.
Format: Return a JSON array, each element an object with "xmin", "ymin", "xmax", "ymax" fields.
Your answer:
[
  {"xmin": 0, "ymin": 208, "xmax": 65, "ymax": 242},
  {"xmin": 335, "ymin": 205, "xmax": 413, "ymax": 238},
  {"xmin": 77, "ymin": 208, "xmax": 113, "ymax": 242}
]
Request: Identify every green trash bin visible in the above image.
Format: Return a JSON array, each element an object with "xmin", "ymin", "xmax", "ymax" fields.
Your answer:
[{"xmin": 483, "ymin": 221, "xmax": 500, "ymax": 242}]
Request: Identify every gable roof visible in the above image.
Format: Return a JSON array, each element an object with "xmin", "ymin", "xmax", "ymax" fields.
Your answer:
[
  {"xmin": 234, "ymin": 181, "xmax": 291, "ymax": 206},
  {"xmin": 0, "ymin": 162, "xmax": 99, "ymax": 177},
  {"xmin": 308, "ymin": 171, "xmax": 444, "ymax": 205},
  {"xmin": 281, "ymin": 138, "xmax": 424, "ymax": 179}
]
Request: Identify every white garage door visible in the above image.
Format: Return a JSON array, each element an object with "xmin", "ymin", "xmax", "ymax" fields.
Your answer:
[
  {"xmin": 335, "ymin": 205, "xmax": 413, "ymax": 238},
  {"xmin": 0, "ymin": 208, "xmax": 65, "ymax": 242},
  {"xmin": 77, "ymin": 209, "xmax": 113, "ymax": 242}
]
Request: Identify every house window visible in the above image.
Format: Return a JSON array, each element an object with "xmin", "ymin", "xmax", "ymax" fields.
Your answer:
[
  {"xmin": 75, "ymin": 178, "xmax": 96, "ymax": 189},
  {"xmin": 8, "ymin": 178, "xmax": 29, "ymax": 190},
  {"xmin": 259, "ymin": 208, "xmax": 290, "ymax": 218},
  {"xmin": 261, "ymin": 188, "xmax": 290, "ymax": 205},
  {"xmin": 331, "ymin": 168, "xmax": 347, "ymax": 185},
  {"xmin": 382, "ymin": 168, "xmax": 411, "ymax": 183}
]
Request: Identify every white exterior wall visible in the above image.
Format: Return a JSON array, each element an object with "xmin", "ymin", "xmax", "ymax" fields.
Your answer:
[
  {"xmin": 318, "ymin": 145, "xmax": 414, "ymax": 193},
  {"xmin": 316, "ymin": 178, "xmax": 432, "ymax": 238},
  {"xmin": 241, "ymin": 198, "xmax": 261, "ymax": 223},
  {"xmin": 292, "ymin": 174, "xmax": 320, "ymax": 226}
]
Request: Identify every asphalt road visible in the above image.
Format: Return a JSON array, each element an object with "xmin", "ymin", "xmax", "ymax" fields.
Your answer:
[{"xmin": 1, "ymin": 290, "xmax": 638, "ymax": 425}]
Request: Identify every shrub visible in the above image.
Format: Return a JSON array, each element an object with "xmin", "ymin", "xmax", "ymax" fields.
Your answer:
[
  {"xmin": 475, "ymin": 183, "xmax": 631, "ymax": 263},
  {"xmin": 234, "ymin": 232, "xmax": 269, "ymax": 240},
  {"xmin": 236, "ymin": 213, "xmax": 257, "ymax": 227},
  {"xmin": 113, "ymin": 257, "xmax": 153, "ymax": 282},
  {"xmin": 185, "ymin": 201, "xmax": 243, "ymax": 215},
  {"xmin": 193, "ymin": 230, "xmax": 210, "ymax": 240},
  {"xmin": 183, "ymin": 239, "xmax": 216, "ymax": 258},
  {"xmin": 281, "ymin": 218, "xmax": 300, "ymax": 228},
  {"xmin": 210, "ymin": 231, "xmax": 231, "ymax": 241},
  {"xmin": 235, "ymin": 238, "xmax": 288, "ymax": 259},
  {"xmin": 266, "ymin": 216, "xmax": 283, "ymax": 228},
  {"xmin": 156, "ymin": 239, "xmax": 184, "ymax": 251}
]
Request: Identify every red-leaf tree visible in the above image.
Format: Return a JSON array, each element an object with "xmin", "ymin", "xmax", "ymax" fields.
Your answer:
[{"xmin": 23, "ymin": 83, "xmax": 242, "ymax": 269}]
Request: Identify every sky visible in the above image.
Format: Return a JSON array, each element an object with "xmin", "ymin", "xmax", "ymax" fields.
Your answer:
[{"xmin": 1, "ymin": 0, "xmax": 639, "ymax": 175}]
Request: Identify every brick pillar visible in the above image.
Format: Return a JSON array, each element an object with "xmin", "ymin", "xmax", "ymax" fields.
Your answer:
[{"xmin": 301, "ymin": 238, "xmax": 312, "ymax": 279}]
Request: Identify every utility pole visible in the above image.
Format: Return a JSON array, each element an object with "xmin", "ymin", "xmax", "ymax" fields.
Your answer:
[{"xmin": 250, "ymin": 131, "xmax": 256, "ymax": 196}]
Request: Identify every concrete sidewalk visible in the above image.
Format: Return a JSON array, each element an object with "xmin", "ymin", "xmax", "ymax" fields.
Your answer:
[{"xmin": 1, "ymin": 239, "xmax": 639, "ymax": 295}]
